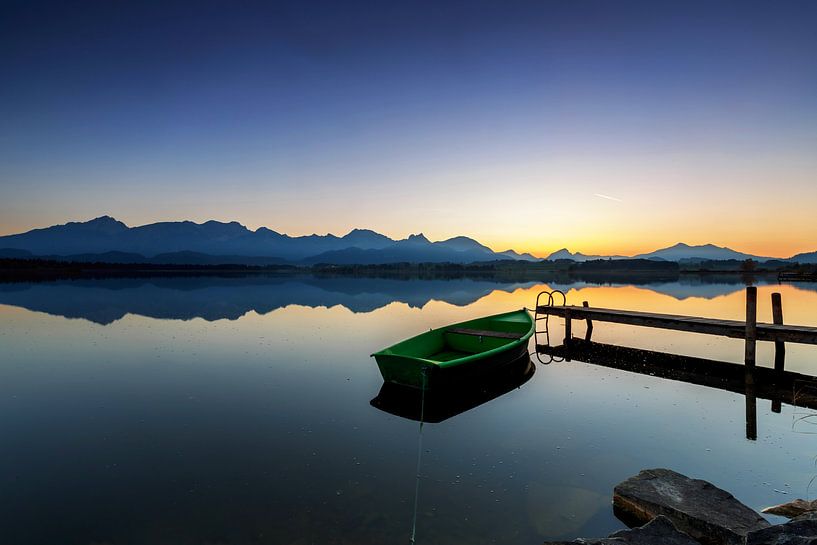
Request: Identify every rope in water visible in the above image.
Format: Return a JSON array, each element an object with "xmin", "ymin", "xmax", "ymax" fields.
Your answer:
[{"xmin": 409, "ymin": 367, "xmax": 428, "ymax": 545}]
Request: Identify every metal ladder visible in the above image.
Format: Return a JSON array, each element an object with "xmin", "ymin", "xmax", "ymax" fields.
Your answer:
[{"xmin": 533, "ymin": 289, "xmax": 566, "ymax": 364}]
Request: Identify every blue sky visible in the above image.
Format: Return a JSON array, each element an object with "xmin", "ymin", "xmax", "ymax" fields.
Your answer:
[{"xmin": 1, "ymin": 0, "xmax": 816, "ymax": 256}]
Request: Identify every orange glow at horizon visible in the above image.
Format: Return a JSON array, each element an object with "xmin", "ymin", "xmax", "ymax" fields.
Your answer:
[{"xmin": 2, "ymin": 148, "xmax": 816, "ymax": 261}]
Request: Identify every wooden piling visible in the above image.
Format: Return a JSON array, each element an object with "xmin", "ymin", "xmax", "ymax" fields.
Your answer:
[
  {"xmin": 744, "ymin": 287, "xmax": 757, "ymax": 368},
  {"xmin": 583, "ymin": 301, "xmax": 594, "ymax": 341},
  {"xmin": 745, "ymin": 369, "xmax": 757, "ymax": 441},
  {"xmin": 772, "ymin": 292, "xmax": 785, "ymax": 372},
  {"xmin": 564, "ymin": 308, "xmax": 572, "ymax": 342}
]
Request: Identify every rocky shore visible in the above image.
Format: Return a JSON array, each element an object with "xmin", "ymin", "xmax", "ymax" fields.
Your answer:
[{"xmin": 545, "ymin": 468, "xmax": 817, "ymax": 545}]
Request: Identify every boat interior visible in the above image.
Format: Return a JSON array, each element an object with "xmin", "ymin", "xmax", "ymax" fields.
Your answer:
[{"xmin": 380, "ymin": 310, "xmax": 532, "ymax": 365}]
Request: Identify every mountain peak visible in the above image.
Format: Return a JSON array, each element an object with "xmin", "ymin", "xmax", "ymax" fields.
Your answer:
[
  {"xmin": 255, "ymin": 226, "xmax": 282, "ymax": 235},
  {"xmin": 73, "ymin": 216, "xmax": 128, "ymax": 232},
  {"xmin": 342, "ymin": 228, "xmax": 387, "ymax": 239},
  {"xmin": 546, "ymin": 248, "xmax": 575, "ymax": 260},
  {"xmin": 90, "ymin": 215, "xmax": 119, "ymax": 223},
  {"xmin": 666, "ymin": 242, "xmax": 721, "ymax": 250},
  {"xmin": 405, "ymin": 233, "xmax": 430, "ymax": 243},
  {"xmin": 635, "ymin": 242, "xmax": 762, "ymax": 262},
  {"xmin": 545, "ymin": 248, "xmax": 629, "ymax": 262},
  {"xmin": 339, "ymin": 229, "xmax": 393, "ymax": 250},
  {"xmin": 346, "ymin": 228, "xmax": 377, "ymax": 235},
  {"xmin": 201, "ymin": 219, "xmax": 248, "ymax": 231},
  {"xmin": 436, "ymin": 236, "xmax": 492, "ymax": 253},
  {"xmin": 498, "ymin": 249, "xmax": 538, "ymax": 261}
]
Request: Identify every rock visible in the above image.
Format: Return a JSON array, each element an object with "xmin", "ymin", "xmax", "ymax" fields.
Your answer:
[
  {"xmin": 747, "ymin": 513, "xmax": 817, "ymax": 545},
  {"xmin": 604, "ymin": 516, "xmax": 702, "ymax": 545},
  {"xmin": 762, "ymin": 499, "xmax": 817, "ymax": 518},
  {"xmin": 613, "ymin": 468, "xmax": 770, "ymax": 545},
  {"xmin": 542, "ymin": 515, "xmax": 699, "ymax": 545}
]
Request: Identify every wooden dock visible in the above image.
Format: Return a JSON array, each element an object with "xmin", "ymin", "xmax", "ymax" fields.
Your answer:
[
  {"xmin": 535, "ymin": 302, "xmax": 817, "ymax": 345},
  {"xmin": 535, "ymin": 287, "xmax": 817, "ymax": 368},
  {"xmin": 779, "ymin": 271, "xmax": 817, "ymax": 282}
]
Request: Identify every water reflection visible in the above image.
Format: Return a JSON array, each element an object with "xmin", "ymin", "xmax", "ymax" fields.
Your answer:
[
  {"xmin": 0, "ymin": 273, "xmax": 813, "ymax": 324},
  {"xmin": 0, "ymin": 275, "xmax": 538, "ymax": 323},
  {"xmin": 537, "ymin": 340, "xmax": 817, "ymax": 441},
  {"xmin": 547, "ymin": 275, "xmax": 785, "ymax": 301},
  {"xmin": 3, "ymin": 276, "xmax": 817, "ymax": 543}
]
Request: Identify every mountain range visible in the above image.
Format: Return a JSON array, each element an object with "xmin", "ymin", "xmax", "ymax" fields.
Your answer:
[
  {"xmin": 546, "ymin": 243, "xmax": 811, "ymax": 263},
  {"xmin": 0, "ymin": 216, "xmax": 813, "ymax": 265},
  {"xmin": 0, "ymin": 216, "xmax": 538, "ymax": 265}
]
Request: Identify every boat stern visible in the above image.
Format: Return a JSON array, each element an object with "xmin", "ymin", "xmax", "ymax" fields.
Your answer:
[{"xmin": 372, "ymin": 352, "xmax": 435, "ymax": 389}]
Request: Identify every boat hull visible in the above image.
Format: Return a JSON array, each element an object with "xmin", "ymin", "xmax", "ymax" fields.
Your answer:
[
  {"xmin": 371, "ymin": 354, "xmax": 535, "ymax": 422},
  {"xmin": 371, "ymin": 309, "xmax": 534, "ymax": 389}
]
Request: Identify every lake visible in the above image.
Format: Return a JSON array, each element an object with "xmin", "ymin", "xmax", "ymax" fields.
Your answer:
[{"xmin": 2, "ymin": 274, "xmax": 817, "ymax": 544}]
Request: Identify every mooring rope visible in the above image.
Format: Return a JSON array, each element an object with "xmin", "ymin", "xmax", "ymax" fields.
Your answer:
[{"xmin": 409, "ymin": 367, "xmax": 429, "ymax": 544}]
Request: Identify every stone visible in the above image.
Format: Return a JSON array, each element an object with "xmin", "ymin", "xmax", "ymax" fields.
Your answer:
[
  {"xmin": 612, "ymin": 468, "xmax": 770, "ymax": 545},
  {"xmin": 762, "ymin": 499, "xmax": 817, "ymax": 519},
  {"xmin": 542, "ymin": 515, "xmax": 699, "ymax": 545},
  {"xmin": 747, "ymin": 513, "xmax": 817, "ymax": 545}
]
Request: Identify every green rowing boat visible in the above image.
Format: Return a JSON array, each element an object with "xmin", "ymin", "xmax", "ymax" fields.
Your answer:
[{"xmin": 371, "ymin": 309, "xmax": 535, "ymax": 389}]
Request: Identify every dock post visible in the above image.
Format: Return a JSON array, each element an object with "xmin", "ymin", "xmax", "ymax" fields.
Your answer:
[
  {"xmin": 744, "ymin": 286, "xmax": 759, "ymax": 438},
  {"xmin": 772, "ymin": 292, "xmax": 785, "ymax": 371},
  {"xmin": 771, "ymin": 292, "xmax": 785, "ymax": 413},
  {"xmin": 564, "ymin": 308, "xmax": 572, "ymax": 343},
  {"xmin": 745, "ymin": 368, "xmax": 757, "ymax": 440},
  {"xmin": 583, "ymin": 301, "xmax": 593, "ymax": 341},
  {"xmin": 744, "ymin": 287, "xmax": 757, "ymax": 369}
]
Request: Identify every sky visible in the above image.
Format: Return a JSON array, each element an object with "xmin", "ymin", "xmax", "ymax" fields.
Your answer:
[{"xmin": 1, "ymin": 0, "xmax": 816, "ymax": 258}]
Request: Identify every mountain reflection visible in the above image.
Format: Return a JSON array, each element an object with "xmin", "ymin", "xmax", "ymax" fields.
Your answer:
[
  {"xmin": 0, "ymin": 274, "xmax": 806, "ymax": 324},
  {"xmin": 546, "ymin": 276, "xmax": 784, "ymax": 300},
  {"xmin": 0, "ymin": 275, "xmax": 539, "ymax": 324}
]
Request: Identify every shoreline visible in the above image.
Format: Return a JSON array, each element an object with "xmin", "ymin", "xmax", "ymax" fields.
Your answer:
[{"xmin": 0, "ymin": 257, "xmax": 794, "ymax": 284}]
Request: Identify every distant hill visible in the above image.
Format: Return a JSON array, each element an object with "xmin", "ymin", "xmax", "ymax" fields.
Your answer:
[
  {"xmin": 635, "ymin": 243, "xmax": 777, "ymax": 262},
  {"xmin": 303, "ymin": 234, "xmax": 506, "ymax": 264},
  {"xmin": 497, "ymin": 249, "xmax": 539, "ymax": 261},
  {"xmin": 545, "ymin": 248, "xmax": 627, "ymax": 262},
  {"xmin": 548, "ymin": 243, "xmax": 796, "ymax": 263},
  {"xmin": 0, "ymin": 216, "xmax": 532, "ymax": 265},
  {"xmin": 791, "ymin": 250, "xmax": 817, "ymax": 264}
]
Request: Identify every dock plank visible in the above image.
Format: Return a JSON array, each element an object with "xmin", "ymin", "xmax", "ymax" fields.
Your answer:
[{"xmin": 535, "ymin": 305, "xmax": 817, "ymax": 345}]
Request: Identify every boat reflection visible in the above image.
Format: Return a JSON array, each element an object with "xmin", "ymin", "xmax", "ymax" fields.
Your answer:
[{"xmin": 370, "ymin": 354, "xmax": 535, "ymax": 423}]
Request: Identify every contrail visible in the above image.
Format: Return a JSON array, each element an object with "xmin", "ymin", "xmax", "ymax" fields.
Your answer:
[{"xmin": 594, "ymin": 193, "xmax": 623, "ymax": 203}]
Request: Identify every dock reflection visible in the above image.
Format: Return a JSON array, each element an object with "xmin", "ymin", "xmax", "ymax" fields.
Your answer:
[
  {"xmin": 537, "ymin": 339, "xmax": 817, "ymax": 440},
  {"xmin": 370, "ymin": 355, "xmax": 535, "ymax": 423}
]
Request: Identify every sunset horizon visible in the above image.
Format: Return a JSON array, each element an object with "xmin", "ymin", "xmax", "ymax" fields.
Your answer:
[{"xmin": 1, "ymin": 212, "xmax": 813, "ymax": 260}]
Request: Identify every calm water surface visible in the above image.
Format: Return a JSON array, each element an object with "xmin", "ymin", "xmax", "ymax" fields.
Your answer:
[{"xmin": 2, "ymin": 275, "xmax": 817, "ymax": 544}]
